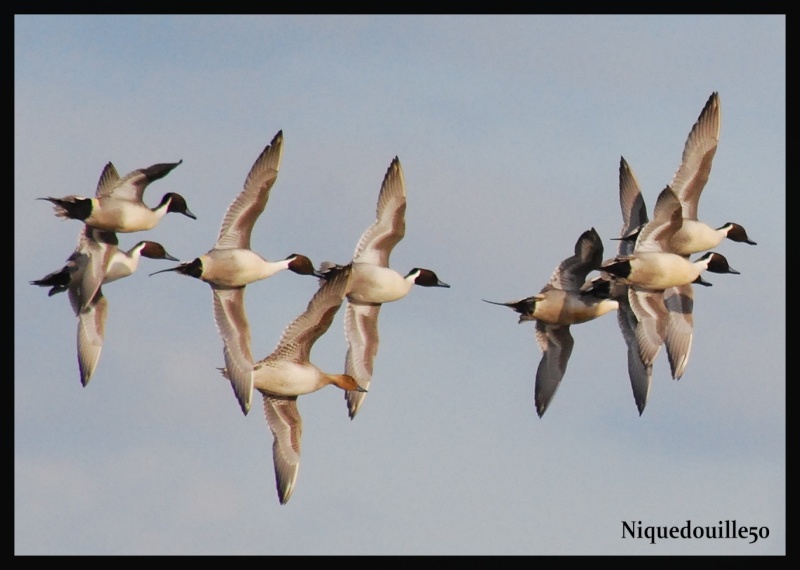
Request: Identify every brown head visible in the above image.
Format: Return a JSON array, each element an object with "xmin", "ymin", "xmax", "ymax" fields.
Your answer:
[
  {"xmin": 700, "ymin": 251, "xmax": 740, "ymax": 275},
  {"xmin": 159, "ymin": 192, "xmax": 197, "ymax": 219},
  {"xmin": 329, "ymin": 373, "xmax": 366, "ymax": 392},
  {"xmin": 406, "ymin": 268, "xmax": 450, "ymax": 288},
  {"xmin": 285, "ymin": 253, "xmax": 322, "ymax": 277},
  {"xmin": 721, "ymin": 222, "xmax": 757, "ymax": 245},
  {"xmin": 137, "ymin": 241, "xmax": 179, "ymax": 261}
]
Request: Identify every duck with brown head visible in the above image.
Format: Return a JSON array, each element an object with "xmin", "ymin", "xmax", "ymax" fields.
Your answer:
[
  {"xmin": 150, "ymin": 130, "xmax": 321, "ymax": 416},
  {"xmin": 40, "ymin": 159, "xmax": 195, "ymax": 233},
  {"xmin": 316, "ymin": 156, "xmax": 450, "ymax": 420}
]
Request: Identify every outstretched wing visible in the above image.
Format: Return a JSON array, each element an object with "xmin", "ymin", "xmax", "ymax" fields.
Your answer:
[
  {"xmin": 533, "ymin": 321, "xmax": 574, "ymax": 417},
  {"xmin": 663, "ymin": 284, "xmax": 694, "ymax": 380},
  {"xmin": 98, "ymin": 160, "xmax": 182, "ymax": 201},
  {"xmin": 263, "ymin": 394, "xmax": 302, "ymax": 505},
  {"xmin": 216, "ymin": 130, "xmax": 284, "ymax": 250},
  {"xmin": 77, "ymin": 291, "xmax": 108, "ymax": 386},
  {"xmin": 352, "ymin": 157, "xmax": 407, "ymax": 267},
  {"xmin": 546, "ymin": 227, "xmax": 604, "ymax": 292},
  {"xmin": 265, "ymin": 264, "xmax": 352, "ymax": 364},
  {"xmin": 343, "ymin": 301, "xmax": 381, "ymax": 419},
  {"xmin": 213, "ymin": 287, "xmax": 255, "ymax": 414},
  {"xmin": 669, "ymin": 92, "xmax": 721, "ymax": 220},
  {"xmin": 95, "ymin": 162, "xmax": 121, "ymax": 198}
]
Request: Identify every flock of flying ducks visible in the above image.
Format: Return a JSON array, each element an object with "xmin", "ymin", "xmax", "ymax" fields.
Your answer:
[
  {"xmin": 32, "ymin": 130, "xmax": 449, "ymax": 505},
  {"xmin": 31, "ymin": 91, "xmax": 755, "ymax": 505},
  {"xmin": 484, "ymin": 91, "xmax": 756, "ymax": 417}
]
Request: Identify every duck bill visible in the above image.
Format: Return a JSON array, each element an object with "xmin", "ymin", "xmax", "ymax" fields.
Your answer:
[{"xmin": 693, "ymin": 275, "xmax": 713, "ymax": 287}]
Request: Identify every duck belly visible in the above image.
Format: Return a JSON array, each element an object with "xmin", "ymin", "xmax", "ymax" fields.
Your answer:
[
  {"xmin": 535, "ymin": 290, "xmax": 617, "ymax": 325},
  {"xmin": 347, "ymin": 264, "xmax": 410, "ymax": 304},
  {"xmin": 670, "ymin": 221, "xmax": 723, "ymax": 255},
  {"xmin": 91, "ymin": 201, "xmax": 159, "ymax": 232},
  {"xmin": 253, "ymin": 361, "xmax": 324, "ymax": 396},
  {"xmin": 202, "ymin": 249, "xmax": 275, "ymax": 287},
  {"xmin": 631, "ymin": 253, "xmax": 698, "ymax": 289}
]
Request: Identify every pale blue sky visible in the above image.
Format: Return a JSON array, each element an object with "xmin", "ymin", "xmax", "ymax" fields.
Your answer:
[{"xmin": 15, "ymin": 15, "xmax": 785, "ymax": 555}]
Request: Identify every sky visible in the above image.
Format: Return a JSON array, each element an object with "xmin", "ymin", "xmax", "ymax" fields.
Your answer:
[{"xmin": 14, "ymin": 15, "xmax": 785, "ymax": 555}]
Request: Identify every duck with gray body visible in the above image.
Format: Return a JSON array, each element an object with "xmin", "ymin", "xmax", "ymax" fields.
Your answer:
[
  {"xmin": 485, "ymin": 227, "xmax": 619, "ymax": 417},
  {"xmin": 31, "ymin": 224, "xmax": 178, "ymax": 386}
]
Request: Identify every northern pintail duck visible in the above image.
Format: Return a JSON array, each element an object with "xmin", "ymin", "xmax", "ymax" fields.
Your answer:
[
  {"xmin": 485, "ymin": 228, "xmax": 619, "ymax": 417},
  {"xmin": 618, "ymin": 157, "xmax": 697, "ymax": 387},
  {"xmin": 149, "ymin": 131, "xmax": 319, "ymax": 415},
  {"xmin": 317, "ymin": 156, "xmax": 450, "ymax": 419},
  {"xmin": 620, "ymin": 92, "xmax": 756, "ymax": 254},
  {"xmin": 601, "ymin": 186, "xmax": 740, "ymax": 291},
  {"xmin": 610, "ymin": 97, "xmax": 754, "ymax": 388},
  {"xmin": 40, "ymin": 159, "xmax": 195, "ymax": 233},
  {"xmin": 600, "ymin": 185, "xmax": 740, "ymax": 390},
  {"xmin": 221, "ymin": 263, "xmax": 364, "ymax": 505},
  {"xmin": 609, "ymin": 157, "xmax": 655, "ymax": 413},
  {"xmin": 668, "ymin": 91, "xmax": 757, "ymax": 253},
  {"xmin": 602, "ymin": 158, "xmax": 693, "ymax": 412},
  {"xmin": 31, "ymin": 225, "xmax": 178, "ymax": 385}
]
